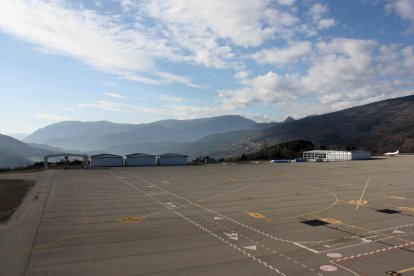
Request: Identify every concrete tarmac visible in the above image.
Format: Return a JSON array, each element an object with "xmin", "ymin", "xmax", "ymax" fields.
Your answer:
[{"xmin": 1, "ymin": 156, "xmax": 414, "ymax": 275}]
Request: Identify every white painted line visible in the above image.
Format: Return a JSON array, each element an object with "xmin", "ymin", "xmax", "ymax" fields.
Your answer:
[
  {"xmin": 330, "ymin": 261, "xmax": 361, "ymax": 276},
  {"xmin": 320, "ymin": 265, "xmax": 337, "ymax": 272},
  {"xmin": 392, "ymin": 230, "xmax": 405, "ymax": 234},
  {"xmin": 214, "ymin": 216, "xmax": 224, "ymax": 220},
  {"xmin": 293, "ymin": 242, "xmax": 320, "ymax": 253},
  {"xmin": 356, "ymin": 176, "xmax": 370, "ymax": 210},
  {"xmin": 327, "ymin": 253, "xmax": 342, "ymax": 258},
  {"xmin": 244, "ymin": 245, "xmax": 257, "ymax": 251}
]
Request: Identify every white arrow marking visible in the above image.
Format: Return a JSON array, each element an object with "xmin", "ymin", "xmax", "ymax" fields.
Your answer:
[
  {"xmin": 224, "ymin": 232, "xmax": 238, "ymax": 240},
  {"xmin": 244, "ymin": 245, "xmax": 257, "ymax": 251},
  {"xmin": 393, "ymin": 230, "xmax": 405, "ymax": 234},
  {"xmin": 214, "ymin": 217, "xmax": 223, "ymax": 220}
]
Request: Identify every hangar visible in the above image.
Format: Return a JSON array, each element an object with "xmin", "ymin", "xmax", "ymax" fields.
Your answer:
[
  {"xmin": 303, "ymin": 150, "xmax": 370, "ymax": 161},
  {"xmin": 90, "ymin": 153, "xmax": 124, "ymax": 167},
  {"xmin": 125, "ymin": 153, "xmax": 157, "ymax": 166},
  {"xmin": 158, "ymin": 153, "xmax": 188, "ymax": 166}
]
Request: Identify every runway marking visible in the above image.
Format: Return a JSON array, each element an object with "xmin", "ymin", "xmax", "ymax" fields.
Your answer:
[
  {"xmin": 389, "ymin": 196, "xmax": 406, "ymax": 200},
  {"xmin": 330, "ymin": 261, "xmax": 360, "ymax": 276},
  {"xmin": 334, "ymin": 241, "xmax": 414, "ymax": 262},
  {"xmin": 356, "ymin": 176, "xmax": 370, "ymax": 210},
  {"xmin": 124, "ymin": 173, "xmax": 322, "ymax": 275},
  {"xmin": 247, "ymin": 211, "xmax": 272, "ymax": 221},
  {"xmin": 244, "ymin": 245, "xmax": 257, "ymax": 251},
  {"xmin": 293, "ymin": 242, "xmax": 319, "ymax": 253},
  {"xmin": 161, "ymin": 180, "xmax": 171, "ymax": 184},
  {"xmin": 224, "ymin": 232, "xmax": 239, "ymax": 240},
  {"xmin": 321, "ymin": 218, "xmax": 341, "ymax": 224},
  {"xmin": 163, "ymin": 196, "xmax": 322, "ymax": 275},
  {"xmin": 398, "ymin": 206, "xmax": 414, "ymax": 212},
  {"xmin": 392, "ymin": 230, "xmax": 405, "ymax": 234},
  {"xmin": 111, "ymin": 172, "xmax": 288, "ymax": 276},
  {"xmin": 214, "ymin": 216, "xmax": 224, "ymax": 220},
  {"xmin": 283, "ymin": 184, "xmax": 338, "ymax": 219},
  {"xmin": 118, "ymin": 217, "xmax": 143, "ymax": 223},
  {"xmin": 398, "ymin": 266, "xmax": 414, "ymax": 273},
  {"xmin": 348, "ymin": 200, "xmax": 367, "ymax": 206},
  {"xmin": 320, "ymin": 265, "xmax": 337, "ymax": 272}
]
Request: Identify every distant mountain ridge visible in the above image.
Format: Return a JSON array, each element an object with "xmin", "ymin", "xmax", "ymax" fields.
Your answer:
[
  {"xmin": 24, "ymin": 115, "xmax": 257, "ymax": 152},
  {"xmin": 17, "ymin": 95, "xmax": 414, "ymax": 160},
  {"xmin": 0, "ymin": 134, "xmax": 57, "ymax": 168},
  {"xmin": 174, "ymin": 95, "xmax": 414, "ymax": 158}
]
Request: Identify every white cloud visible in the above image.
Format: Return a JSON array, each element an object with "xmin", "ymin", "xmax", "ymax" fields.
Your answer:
[
  {"xmin": 35, "ymin": 112, "xmax": 71, "ymax": 121},
  {"xmin": 309, "ymin": 3, "xmax": 327, "ymax": 22},
  {"xmin": 0, "ymin": 0, "xmax": 200, "ymax": 87},
  {"xmin": 77, "ymin": 100, "xmax": 131, "ymax": 112},
  {"xmin": 104, "ymin": 92, "xmax": 125, "ymax": 98},
  {"xmin": 252, "ymin": 41, "xmax": 312, "ymax": 66},
  {"xmin": 218, "ymin": 38, "xmax": 414, "ymax": 115},
  {"xmin": 218, "ymin": 71, "xmax": 303, "ymax": 110},
  {"xmin": 160, "ymin": 95, "xmax": 184, "ymax": 103},
  {"xmin": 318, "ymin": 18, "xmax": 336, "ymax": 29},
  {"xmin": 386, "ymin": 0, "xmax": 414, "ymax": 23},
  {"xmin": 139, "ymin": 0, "xmax": 298, "ymax": 48},
  {"xmin": 100, "ymin": 81, "xmax": 117, "ymax": 87}
]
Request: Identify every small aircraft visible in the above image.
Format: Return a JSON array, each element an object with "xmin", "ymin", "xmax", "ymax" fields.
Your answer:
[{"xmin": 384, "ymin": 149, "xmax": 399, "ymax": 156}]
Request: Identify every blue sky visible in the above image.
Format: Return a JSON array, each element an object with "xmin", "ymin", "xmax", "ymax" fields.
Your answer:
[{"xmin": 0, "ymin": 0, "xmax": 413, "ymax": 134}]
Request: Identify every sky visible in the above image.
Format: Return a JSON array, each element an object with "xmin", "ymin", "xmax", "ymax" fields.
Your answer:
[{"xmin": 0, "ymin": 0, "xmax": 413, "ymax": 134}]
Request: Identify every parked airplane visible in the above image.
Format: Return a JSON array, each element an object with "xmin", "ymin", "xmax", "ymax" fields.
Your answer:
[{"xmin": 384, "ymin": 150, "xmax": 399, "ymax": 156}]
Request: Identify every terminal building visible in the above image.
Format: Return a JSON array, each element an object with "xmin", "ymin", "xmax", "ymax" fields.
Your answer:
[
  {"xmin": 303, "ymin": 150, "xmax": 370, "ymax": 161},
  {"xmin": 125, "ymin": 153, "xmax": 157, "ymax": 166}
]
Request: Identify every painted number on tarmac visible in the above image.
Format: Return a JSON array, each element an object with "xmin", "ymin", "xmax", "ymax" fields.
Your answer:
[
  {"xmin": 398, "ymin": 207, "xmax": 414, "ymax": 212},
  {"xmin": 321, "ymin": 218, "xmax": 341, "ymax": 224},
  {"xmin": 118, "ymin": 217, "xmax": 143, "ymax": 223}
]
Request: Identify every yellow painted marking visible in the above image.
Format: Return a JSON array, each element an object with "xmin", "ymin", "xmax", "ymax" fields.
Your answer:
[
  {"xmin": 227, "ymin": 176, "xmax": 238, "ymax": 181},
  {"xmin": 247, "ymin": 212, "xmax": 272, "ymax": 222},
  {"xmin": 398, "ymin": 266, "xmax": 414, "ymax": 273},
  {"xmin": 261, "ymin": 176, "xmax": 270, "ymax": 179},
  {"xmin": 321, "ymin": 218, "xmax": 341, "ymax": 224},
  {"xmin": 398, "ymin": 207, "xmax": 414, "ymax": 212},
  {"xmin": 118, "ymin": 217, "xmax": 143, "ymax": 223},
  {"xmin": 390, "ymin": 196, "xmax": 406, "ymax": 200},
  {"xmin": 348, "ymin": 199, "xmax": 367, "ymax": 206}
]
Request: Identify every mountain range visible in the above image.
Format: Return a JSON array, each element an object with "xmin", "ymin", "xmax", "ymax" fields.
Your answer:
[
  {"xmin": 24, "ymin": 115, "xmax": 257, "ymax": 153},
  {"xmin": 1, "ymin": 95, "xmax": 414, "ymax": 168},
  {"xmin": 0, "ymin": 134, "xmax": 57, "ymax": 168}
]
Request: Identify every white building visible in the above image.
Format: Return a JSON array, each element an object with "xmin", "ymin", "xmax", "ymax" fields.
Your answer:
[
  {"xmin": 158, "ymin": 153, "xmax": 188, "ymax": 166},
  {"xmin": 125, "ymin": 153, "xmax": 157, "ymax": 166},
  {"xmin": 90, "ymin": 153, "xmax": 124, "ymax": 167},
  {"xmin": 303, "ymin": 150, "xmax": 370, "ymax": 161}
]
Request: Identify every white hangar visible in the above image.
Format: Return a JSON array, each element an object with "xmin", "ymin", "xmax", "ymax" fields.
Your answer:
[
  {"xmin": 158, "ymin": 153, "xmax": 189, "ymax": 166},
  {"xmin": 90, "ymin": 153, "xmax": 124, "ymax": 167},
  {"xmin": 125, "ymin": 153, "xmax": 157, "ymax": 167},
  {"xmin": 303, "ymin": 150, "xmax": 370, "ymax": 161}
]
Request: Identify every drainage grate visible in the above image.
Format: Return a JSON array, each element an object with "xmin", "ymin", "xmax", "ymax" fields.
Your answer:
[
  {"xmin": 301, "ymin": 219, "xmax": 330, "ymax": 226},
  {"xmin": 377, "ymin": 209, "xmax": 401, "ymax": 214}
]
